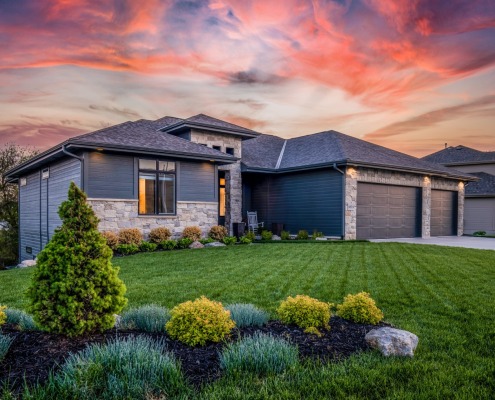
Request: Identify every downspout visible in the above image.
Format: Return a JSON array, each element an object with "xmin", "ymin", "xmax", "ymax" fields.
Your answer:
[
  {"xmin": 332, "ymin": 163, "xmax": 345, "ymax": 240},
  {"xmin": 62, "ymin": 145, "xmax": 84, "ymax": 190}
]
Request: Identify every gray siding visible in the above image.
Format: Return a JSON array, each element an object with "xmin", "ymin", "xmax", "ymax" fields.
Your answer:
[
  {"xmin": 19, "ymin": 171, "xmax": 41, "ymax": 261},
  {"xmin": 464, "ymin": 197, "xmax": 495, "ymax": 235},
  {"xmin": 179, "ymin": 161, "xmax": 217, "ymax": 202},
  {"xmin": 245, "ymin": 169, "xmax": 343, "ymax": 236},
  {"xmin": 86, "ymin": 152, "xmax": 135, "ymax": 199}
]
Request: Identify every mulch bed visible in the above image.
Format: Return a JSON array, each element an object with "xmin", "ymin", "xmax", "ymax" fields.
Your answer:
[{"xmin": 0, "ymin": 316, "xmax": 389, "ymax": 392}]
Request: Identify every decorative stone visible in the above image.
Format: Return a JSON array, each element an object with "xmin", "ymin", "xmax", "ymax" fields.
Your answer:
[
  {"xmin": 315, "ymin": 237, "xmax": 327, "ymax": 241},
  {"xmin": 189, "ymin": 241, "xmax": 204, "ymax": 249},
  {"xmin": 18, "ymin": 259, "xmax": 36, "ymax": 268},
  {"xmin": 365, "ymin": 327, "xmax": 419, "ymax": 357},
  {"xmin": 272, "ymin": 235, "xmax": 281, "ymax": 240},
  {"xmin": 204, "ymin": 241, "xmax": 226, "ymax": 247}
]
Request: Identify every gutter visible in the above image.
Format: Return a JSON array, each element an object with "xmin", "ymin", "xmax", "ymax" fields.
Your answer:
[
  {"xmin": 332, "ymin": 163, "xmax": 346, "ymax": 240},
  {"xmin": 62, "ymin": 145, "xmax": 85, "ymax": 190}
]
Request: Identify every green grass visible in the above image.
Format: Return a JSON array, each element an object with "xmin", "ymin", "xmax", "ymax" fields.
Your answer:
[{"xmin": 1, "ymin": 242, "xmax": 494, "ymax": 399}]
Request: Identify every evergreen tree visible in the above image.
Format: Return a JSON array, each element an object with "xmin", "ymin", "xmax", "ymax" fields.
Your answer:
[{"xmin": 28, "ymin": 182, "xmax": 127, "ymax": 336}]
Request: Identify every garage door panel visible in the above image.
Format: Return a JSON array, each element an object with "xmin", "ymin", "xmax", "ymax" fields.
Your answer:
[
  {"xmin": 464, "ymin": 198, "xmax": 495, "ymax": 234},
  {"xmin": 431, "ymin": 190, "xmax": 456, "ymax": 236}
]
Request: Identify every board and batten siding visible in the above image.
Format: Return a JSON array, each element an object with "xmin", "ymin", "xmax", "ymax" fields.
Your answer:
[
  {"xmin": 19, "ymin": 157, "xmax": 81, "ymax": 261},
  {"xmin": 245, "ymin": 169, "xmax": 343, "ymax": 236},
  {"xmin": 178, "ymin": 161, "xmax": 217, "ymax": 202}
]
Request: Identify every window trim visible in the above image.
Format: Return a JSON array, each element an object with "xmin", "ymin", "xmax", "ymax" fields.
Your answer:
[{"xmin": 138, "ymin": 159, "xmax": 177, "ymax": 216}]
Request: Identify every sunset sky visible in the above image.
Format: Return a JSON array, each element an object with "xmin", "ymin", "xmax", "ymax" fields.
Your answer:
[{"xmin": 1, "ymin": 0, "xmax": 494, "ymax": 157}]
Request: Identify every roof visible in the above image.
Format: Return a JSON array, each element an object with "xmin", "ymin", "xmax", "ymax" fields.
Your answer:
[
  {"xmin": 464, "ymin": 172, "xmax": 495, "ymax": 197},
  {"xmin": 242, "ymin": 130, "xmax": 475, "ymax": 180},
  {"xmin": 422, "ymin": 145, "xmax": 495, "ymax": 165}
]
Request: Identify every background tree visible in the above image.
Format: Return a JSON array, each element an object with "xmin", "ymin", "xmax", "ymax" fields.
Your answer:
[
  {"xmin": 28, "ymin": 182, "xmax": 127, "ymax": 336},
  {"xmin": 0, "ymin": 143, "xmax": 38, "ymax": 267}
]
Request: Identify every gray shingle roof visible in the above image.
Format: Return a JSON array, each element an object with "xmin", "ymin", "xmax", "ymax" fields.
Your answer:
[
  {"xmin": 422, "ymin": 145, "xmax": 495, "ymax": 164},
  {"xmin": 464, "ymin": 172, "xmax": 495, "ymax": 196},
  {"xmin": 241, "ymin": 134, "xmax": 285, "ymax": 169}
]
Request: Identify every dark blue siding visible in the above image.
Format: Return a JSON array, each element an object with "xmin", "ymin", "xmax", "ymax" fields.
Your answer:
[
  {"xmin": 86, "ymin": 152, "xmax": 135, "ymax": 199},
  {"xmin": 19, "ymin": 171, "xmax": 41, "ymax": 261},
  {"xmin": 179, "ymin": 161, "xmax": 217, "ymax": 202},
  {"xmin": 245, "ymin": 169, "xmax": 343, "ymax": 236}
]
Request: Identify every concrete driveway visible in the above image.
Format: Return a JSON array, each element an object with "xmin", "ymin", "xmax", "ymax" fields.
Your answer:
[{"xmin": 370, "ymin": 236, "xmax": 495, "ymax": 250}]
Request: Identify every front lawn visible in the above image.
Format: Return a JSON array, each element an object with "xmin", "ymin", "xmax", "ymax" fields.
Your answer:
[{"xmin": 1, "ymin": 242, "xmax": 494, "ymax": 399}]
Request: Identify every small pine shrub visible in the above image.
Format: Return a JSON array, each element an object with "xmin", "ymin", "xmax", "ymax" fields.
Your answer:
[
  {"xmin": 166, "ymin": 296, "xmax": 235, "ymax": 346},
  {"xmin": 220, "ymin": 332, "xmax": 299, "ymax": 376},
  {"xmin": 277, "ymin": 295, "xmax": 332, "ymax": 330},
  {"xmin": 177, "ymin": 238, "xmax": 193, "ymax": 249},
  {"xmin": 118, "ymin": 228, "xmax": 143, "ymax": 245},
  {"xmin": 473, "ymin": 231, "xmax": 486, "ymax": 236},
  {"xmin": 239, "ymin": 235, "xmax": 252, "ymax": 244},
  {"xmin": 5, "ymin": 308, "xmax": 37, "ymax": 331},
  {"xmin": 261, "ymin": 230, "xmax": 273, "ymax": 241},
  {"xmin": 101, "ymin": 231, "xmax": 119, "ymax": 250},
  {"xmin": 161, "ymin": 240, "xmax": 178, "ymax": 250},
  {"xmin": 181, "ymin": 226, "xmax": 202, "ymax": 241},
  {"xmin": 200, "ymin": 237, "xmax": 215, "ymax": 245},
  {"xmin": 27, "ymin": 183, "xmax": 127, "ymax": 337},
  {"xmin": 0, "ymin": 305, "xmax": 6, "ymax": 326},
  {"xmin": 336, "ymin": 292, "xmax": 384, "ymax": 325},
  {"xmin": 281, "ymin": 230, "xmax": 291, "ymax": 240},
  {"xmin": 117, "ymin": 243, "xmax": 140, "ymax": 255},
  {"xmin": 312, "ymin": 230, "xmax": 324, "ymax": 239},
  {"xmin": 120, "ymin": 304, "xmax": 170, "ymax": 332},
  {"xmin": 0, "ymin": 333, "xmax": 13, "ymax": 361},
  {"xmin": 139, "ymin": 241, "xmax": 157, "ymax": 252},
  {"xmin": 222, "ymin": 236, "xmax": 237, "ymax": 246},
  {"xmin": 209, "ymin": 225, "xmax": 228, "ymax": 241},
  {"xmin": 148, "ymin": 227, "xmax": 172, "ymax": 244},
  {"xmin": 225, "ymin": 304, "xmax": 269, "ymax": 327},
  {"xmin": 296, "ymin": 230, "xmax": 309, "ymax": 240},
  {"xmin": 245, "ymin": 231, "xmax": 256, "ymax": 241}
]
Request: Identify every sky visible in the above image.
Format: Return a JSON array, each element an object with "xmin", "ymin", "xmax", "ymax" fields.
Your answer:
[{"xmin": 1, "ymin": 0, "xmax": 494, "ymax": 157}]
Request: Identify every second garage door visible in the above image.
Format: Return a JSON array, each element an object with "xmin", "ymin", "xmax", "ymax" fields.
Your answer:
[
  {"xmin": 431, "ymin": 190, "xmax": 457, "ymax": 236},
  {"xmin": 357, "ymin": 183, "xmax": 421, "ymax": 239}
]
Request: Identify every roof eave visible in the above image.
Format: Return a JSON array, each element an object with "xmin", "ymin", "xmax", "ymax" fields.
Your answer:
[{"xmin": 161, "ymin": 122, "xmax": 259, "ymax": 139}]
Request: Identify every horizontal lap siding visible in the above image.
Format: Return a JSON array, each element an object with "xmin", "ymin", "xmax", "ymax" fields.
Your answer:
[
  {"xmin": 20, "ymin": 172, "xmax": 41, "ymax": 261},
  {"xmin": 86, "ymin": 152, "xmax": 134, "ymax": 199},
  {"xmin": 179, "ymin": 162, "xmax": 216, "ymax": 202},
  {"xmin": 464, "ymin": 198, "xmax": 495, "ymax": 235}
]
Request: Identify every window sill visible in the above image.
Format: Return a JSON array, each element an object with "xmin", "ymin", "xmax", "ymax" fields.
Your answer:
[{"xmin": 137, "ymin": 214, "xmax": 177, "ymax": 219}]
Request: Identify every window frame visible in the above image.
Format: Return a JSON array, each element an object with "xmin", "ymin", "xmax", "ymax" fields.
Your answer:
[{"xmin": 138, "ymin": 159, "xmax": 177, "ymax": 216}]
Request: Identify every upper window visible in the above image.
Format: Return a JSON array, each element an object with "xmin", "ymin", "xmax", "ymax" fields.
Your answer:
[
  {"xmin": 213, "ymin": 145, "xmax": 221, "ymax": 151},
  {"xmin": 138, "ymin": 159, "xmax": 176, "ymax": 215},
  {"xmin": 20, "ymin": 177, "xmax": 27, "ymax": 187},
  {"xmin": 226, "ymin": 147, "xmax": 235, "ymax": 156},
  {"xmin": 42, "ymin": 168, "xmax": 49, "ymax": 180}
]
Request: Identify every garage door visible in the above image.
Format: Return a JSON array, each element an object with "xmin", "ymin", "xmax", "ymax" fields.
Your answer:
[
  {"xmin": 357, "ymin": 183, "xmax": 421, "ymax": 239},
  {"xmin": 464, "ymin": 198, "xmax": 495, "ymax": 235},
  {"xmin": 431, "ymin": 190, "xmax": 457, "ymax": 236}
]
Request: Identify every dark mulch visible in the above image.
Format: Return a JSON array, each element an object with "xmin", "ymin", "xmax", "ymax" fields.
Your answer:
[{"xmin": 0, "ymin": 316, "xmax": 388, "ymax": 392}]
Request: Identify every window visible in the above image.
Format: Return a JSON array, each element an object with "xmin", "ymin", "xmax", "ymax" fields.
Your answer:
[
  {"xmin": 20, "ymin": 177, "xmax": 27, "ymax": 187},
  {"xmin": 226, "ymin": 147, "xmax": 234, "ymax": 156},
  {"xmin": 213, "ymin": 145, "xmax": 221, "ymax": 151},
  {"xmin": 219, "ymin": 176, "xmax": 226, "ymax": 217},
  {"xmin": 42, "ymin": 168, "xmax": 49, "ymax": 179},
  {"xmin": 138, "ymin": 159, "xmax": 176, "ymax": 215}
]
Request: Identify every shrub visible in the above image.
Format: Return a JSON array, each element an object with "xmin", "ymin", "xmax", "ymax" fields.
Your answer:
[
  {"xmin": 336, "ymin": 292, "xmax": 384, "ymax": 325},
  {"xmin": 177, "ymin": 238, "xmax": 193, "ymax": 249},
  {"xmin": 5, "ymin": 308, "xmax": 37, "ymax": 331},
  {"xmin": 312, "ymin": 230, "xmax": 324, "ymax": 239},
  {"xmin": 245, "ymin": 231, "xmax": 256, "ymax": 241},
  {"xmin": 139, "ymin": 241, "xmax": 157, "ymax": 252},
  {"xmin": 209, "ymin": 225, "xmax": 228, "ymax": 241},
  {"xmin": 223, "ymin": 236, "xmax": 237, "ymax": 246},
  {"xmin": 281, "ymin": 230, "xmax": 291, "ymax": 240},
  {"xmin": 239, "ymin": 235, "xmax": 252, "ymax": 245},
  {"xmin": 27, "ymin": 182, "xmax": 127, "ymax": 337},
  {"xmin": 166, "ymin": 296, "xmax": 235, "ymax": 346},
  {"xmin": 101, "ymin": 231, "xmax": 119, "ymax": 250},
  {"xmin": 120, "ymin": 304, "xmax": 170, "ymax": 332},
  {"xmin": 277, "ymin": 295, "xmax": 332, "ymax": 333},
  {"xmin": 49, "ymin": 336, "xmax": 188, "ymax": 399},
  {"xmin": 149, "ymin": 227, "xmax": 172, "ymax": 244},
  {"xmin": 220, "ymin": 332, "xmax": 299, "ymax": 376},
  {"xmin": 0, "ymin": 333, "xmax": 13, "ymax": 361},
  {"xmin": 261, "ymin": 230, "xmax": 273, "ymax": 241},
  {"xmin": 181, "ymin": 226, "xmax": 202, "ymax": 241},
  {"xmin": 117, "ymin": 243, "xmax": 140, "ymax": 256},
  {"xmin": 200, "ymin": 237, "xmax": 215, "ymax": 245},
  {"xmin": 161, "ymin": 240, "xmax": 178, "ymax": 250},
  {"xmin": 225, "ymin": 304, "xmax": 269, "ymax": 327},
  {"xmin": 118, "ymin": 228, "xmax": 143, "ymax": 245},
  {"xmin": 473, "ymin": 231, "xmax": 486, "ymax": 236},
  {"xmin": 0, "ymin": 305, "xmax": 6, "ymax": 326},
  {"xmin": 296, "ymin": 230, "xmax": 309, "ymax": 240}
]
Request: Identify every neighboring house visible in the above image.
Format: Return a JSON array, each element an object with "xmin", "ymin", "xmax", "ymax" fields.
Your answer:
[
  {"xmin": 423, "ymin": 146, "xmax": 495, "ymax": 235},
  {"xmin": 5, "ymin": 114, "xmax": 474, "ymax": 261}
]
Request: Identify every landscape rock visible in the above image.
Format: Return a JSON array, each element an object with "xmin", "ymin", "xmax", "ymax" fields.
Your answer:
[
  {"xmin": 365, "ymin": 327, "xmax": 418, "ymax": 357},
  {"xmin": 272, "ymin": 235, "xmax": 281, "ymax": 240},
  {"xmin": 189, "ymin": 241, "xmax": 205, "ymax": 249},
  {"xmin": 204, "ymin": 241, "xmax": 226, "ymax": 247},
  {"xmin": 315, "ymin": 237, "xmax": 327, "ymax": 241},
  {"xmin": 17, "ymin": 259, "xmax": 37, "ymax": 268}
]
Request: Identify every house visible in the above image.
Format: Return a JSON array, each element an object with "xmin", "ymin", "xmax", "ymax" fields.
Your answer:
[
  {"xmin": 5, "ymin": 114, "xmax": 475, "ymax": 261},
  {"xmin": 423, "ymin": 146, "xmax": 495, "ymax": 235}
]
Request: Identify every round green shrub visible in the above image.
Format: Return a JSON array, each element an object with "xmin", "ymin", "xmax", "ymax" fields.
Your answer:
[
  {"xmin": 225, "ymin": 303, "xmax": 269, "ymax": 327},
  {"xmin": 281, "ymin": 230, "xmax": 291, "ymax": 240},
  {"xmin": 220, "ymin": 332, "xmax": 299, "ymax": 376},
  {"xmin": 117, "ymin": 243, "xmax": 140, "ymax": 255},
  {"xmin": 120, "ymin": 304, "xmax": 170, "ymax": 332},
  {"xmin": 139, "ymin": 241, "xmax": 157, "ymax": 252},
  {"xmin": 336, "ymin": 292, "xmax": 384, "ymax": 325},
  {"xmin": 177, "ymin": 238, "xmax": 193, "ymax": 249},
  {"xmin": 222, "ymin": 236, "xmax": 237, "ymax": 246},
  {"xmin": 277, "ymin": 295, "xmax": 332, "ymax": 332},
  {"xmin": 296, "ymin": 230, "xmax": 309, "ymax": 240},
  {"xmin": 166, "ymin": 296, "xmax": 235, "ymax": 346},
  {"xmin": 160, "ymin": 240, "xmax": 178, "ymax": 250},
  {"xmin": 239, "ymin": 235, "xmax": 252, "ymax": 244},
  {"xmin": 261, "ymin": 230, "xmax": 273, "ymax": 241},
  {"xmin": 27, "ymin": 182, "xmax": 127, "ymax": 337},
  {"xmin": 208, "ymin": 225, "xmax": 228, "ymax": 241}
]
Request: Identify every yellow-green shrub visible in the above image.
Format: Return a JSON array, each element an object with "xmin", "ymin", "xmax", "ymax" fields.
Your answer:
[
  {"xmin": 181, "ymin": 226, "xmax": 202, "ymax": 241},
  {"xmin": 118, "ymin": 228, "xmax": 143, "ymax": 245},
  {"xmin": 336, "ymin": 292, "xmax": 383, "ymax": 325},
  {"xmin": 0, "ymin": 305, "xmax": 6, "ymax": 326},
  {"xmin": 166, "ymin": 296, "xmax": 235, "ymax": 346},
  {"xmin": 277, "ymin": 295, "xmax": 332, "ymax": 332},
  {"xmin": 101, "ymin": 231, "xmax": 119, "ymax": 250},
  {"xmin": 149, "ymin": 227, "xmax": 172, "ymax": 244}
]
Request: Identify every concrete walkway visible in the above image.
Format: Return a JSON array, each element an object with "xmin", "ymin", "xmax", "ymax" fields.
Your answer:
[{"xmin": 370, "ymin": 236, "xmax": 495, "ymax": 250}]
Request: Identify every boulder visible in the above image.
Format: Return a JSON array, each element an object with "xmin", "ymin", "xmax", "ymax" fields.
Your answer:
[
  {"xmin": 365, "ymin": 327, "xmax": 418, "ymax": 357},
  {"xmin": 272, "ymin": 235, "xmax": 281, "ymax": 241},
  {"xmin": 189, "ymin": 241, "xmax": 205, "ymax": 249},
  {"xmin": 204, "ymin": 241, "xmax": 226, "ymax": 247},
  {"xmin": 315, "ymin": 237, "xmax": 327, "ymax": 241},
  {"xmin": 18, "ymin": 259, "xmax": 37, "ymax": 268}
]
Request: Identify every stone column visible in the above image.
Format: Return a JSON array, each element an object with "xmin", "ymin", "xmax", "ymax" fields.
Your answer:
[
  {"xmin": 344, "ymin": 167, "xmax": 358, "ymax": 240},
  {"xmin": 422, "ymin": 176, "xmax": 431, "ymax": 238},
  {"xmin": 457, "ymin": 182, "xmax": 465, "ymax": 236},
  {"xmin": 220, "ymin": 162, "xmax": 242, "ymax": 235}
]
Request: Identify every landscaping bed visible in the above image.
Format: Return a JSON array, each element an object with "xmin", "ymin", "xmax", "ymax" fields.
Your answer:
[{"xmin": 0, "ymin": 316, "xmax": 386, "ymax": 392}]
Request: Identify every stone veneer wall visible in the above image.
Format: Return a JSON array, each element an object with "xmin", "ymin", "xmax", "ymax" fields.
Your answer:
[
  {"xmin": 344, "ymin": 167, "xmax": 465, "ymax": 239},
  {"xmin": 87, "ymin": 199, "xmax": 218, "ymax": 238}
]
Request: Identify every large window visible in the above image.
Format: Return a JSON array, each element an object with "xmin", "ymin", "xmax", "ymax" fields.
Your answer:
[{"xmin": 138, "ymin": 159, "xmax": 176, "ymax": 215}]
